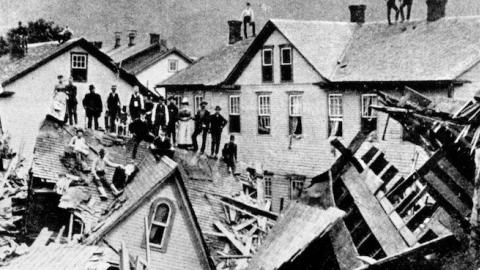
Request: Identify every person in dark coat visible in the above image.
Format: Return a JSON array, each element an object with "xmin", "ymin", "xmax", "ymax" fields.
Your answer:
[
  {"xmin": 167, "ymin": 96, "xmax": 179, "ymax": 146},
  {"xmin": 222, "ymin": 135, "xmax": 237, "ymax": 174},
  {"xmin": 209, "ymin": 106, "xmax": 227, "ymax": 159},
  {"xmin": 153, "ymin": 96, "xmax": 169, "ymax": 136},
  {"xmin": 399, "ymin": 0, "xmax": 413, "ymax": 22},
  {"xmin": 129, "ymin": 111, "xmax": 154, "ymax": 159},
  {"xmin": 82, "ymin": 84, "xmax": 102, "ymax": 130},
  {"xmin": 192, "ymin": 101, "xmax": 210, "ymax": 154},
  {"xmin": 150, "ymin": 129, "xmax": 174, "ymax": 160},
  {"xmin": 107, "ymin": 85, "xmax": 121, "ymax": 133},
  {"xmin": 129, "ymin": 86, "xmax": 144, "ymax": 120},
  {"xmin": 65, "ymin": 76, "xmax": 77, "ymax": 125},
  {"xmin": 144, "ymin": 93, "xmax": 155, "ymax": 131}
]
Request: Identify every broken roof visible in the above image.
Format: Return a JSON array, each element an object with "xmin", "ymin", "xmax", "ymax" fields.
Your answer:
[
  {"xmin": 159, "ymin": 38, "xmax": 252, "ymax": 88},
  {"xmin": 248, "ymin": 202, "xmax": 344, "ymax": 270}
]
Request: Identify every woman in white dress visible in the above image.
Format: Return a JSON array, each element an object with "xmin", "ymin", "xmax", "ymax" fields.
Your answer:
[{"xmin": 177, "ymin": 98, "xmax": 195, "ymax": 149}]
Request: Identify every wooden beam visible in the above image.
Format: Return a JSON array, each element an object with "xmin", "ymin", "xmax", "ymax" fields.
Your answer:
[
  {"xmin": 214, "ymin": 221, "xmax": 249, "ymax": 255},
  {"xmin": 219, "ymin": 196, "xmax": 278, "ymax": 221},
  {"xmin": 30, "ymin": 228, "xmax": 53, "ymax": 249},
  {"xmin": 144, "ymin": 216, "xmax": 150, "ymax": 266},
  {"xmin": 120, "ymin": 241, "xmax": 129, "ymax": 270},
  {"xmin": 330, "ymin": 138, "xmax": 363, "ymax": 172},
  {"xmin": 54, "ymin": 226, "xmax": 65, "ymax": 243}
]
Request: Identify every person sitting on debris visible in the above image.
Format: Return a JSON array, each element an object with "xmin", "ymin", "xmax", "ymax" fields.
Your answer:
[
  {"xmin": 150, "ymin": 128, "xmax": 174, "ymax": 160},
  {"xmin": 129, "ymin": 110, "xmax": 155, "ymax": 159},
  {"xmin": 92, "ymin": 149, "xmax": 124, "ymax": 196},
  {"xmin": 399, "ymin": 0, "xmax": 413, "ymax": 22},
  {"xmin": 222, "ymin": 135, "xmax": 238, "ymax": 174},
  {"xmin": 241, "ymin": 2, "xmax": 256, "ymax": 38},
  {"xmin": 69, "ymin": 129, "xmax": 89, "ymax": 162},
  {"xmin": 386, "ymin": 0, "xmax": 400, "ymax": 25},
  {"xmin": 209, "ymin": 106, "xmax": 227, "ymax": 159}
]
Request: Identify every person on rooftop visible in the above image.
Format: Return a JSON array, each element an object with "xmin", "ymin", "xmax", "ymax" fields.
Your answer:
[
  {"xmin": 192, "ymin": 101, "xmax": 210, "ymax": 154},
  {"xmin": 209, "ymin": 106, "xmax": 227, "ymax": 159},
  {"xmin": 92, "ymin": 149, "xmax": 124, "ymax": 196},
  {"xmin": 222, "ymin": 135, "xmax": 238, "ymax": 175},
  {"xmin": 177, "ymin": 98, "xmax": 194, "ymax": 149},
  {"xmin": 386, "ymin": 0, "xmax": 400, "ymax": 25},
  {"xmin": 107, "ymin": 85, "xmax": 121, "ymax": 133},
  {"xmin": 54, "ymin": 75, "xmax": 65, "ymax": 94},
  {"xmin": 83, "ymin": 84, "xmax": 102, "ymax": 130},
  {"xmin": 241, "ymin": 2, "xmax": 256, "ymax": 38},
  {"xmin": 69, "ymin": 128, "xmax": 89, "ymax": 162},
  {"xmin": 152, "ymin": 96, "xmax": 169, "ymax": 136},
  {"xmin": 150, "ymin": 128, "xmax": 174, "ymax": 161},
  {"xmin": 167, "ymin": 96, "xmax": 179, "ymax": 147},
  {"xmin": 399, "ymin": 0, "xmax": 413, "ymax": 22},
  {"xmin": 65, "ymin": 76, "xmax": 78, "ymax": 125},
  {"xmin": 129, "ymin": 86, "xmax": 144, "ymax": 121},
  {"xmin": 129, "ymin": 110, "xmax": 154, "ymax": 159}
]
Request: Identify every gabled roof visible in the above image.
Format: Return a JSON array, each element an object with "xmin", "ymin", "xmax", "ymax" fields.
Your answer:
[
  {"xmin": 225, "ymin": 19, "xmax": 355, "ymax": 84},
  {"xmin": 332, "ymin": 16, "xmax": 480, "ymax": 82},
  {"xmin": 248, "ymin": 202, "xmax": 344, "ymax": 270},
  {"xmin": 105, "ymin": 39, "xmax": 167, "ymax": 63},
  {"xmin": 0, "ymin": 38, "xmax": 147, "ymax": 92},
  {"xmin": 121, "ymin": 47, "xmax": 193, "ymax": 75},
  {"xmin": 159, "ymin": 39, "xmax": 253, "ymax": 88}
]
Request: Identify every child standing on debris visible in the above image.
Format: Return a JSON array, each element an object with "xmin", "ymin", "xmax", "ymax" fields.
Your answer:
[
  {"xmin": 92, "ymin": 149, "xmax": 124, "ymax": 197},
  {"xmin": 222, "ymin": 135, "xmax": 237, "ymax": 174}
]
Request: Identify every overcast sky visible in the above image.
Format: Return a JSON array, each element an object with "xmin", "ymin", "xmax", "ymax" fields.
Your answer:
[{"xmin": 1, "ymin": 0, "xmax": 479, "ymax": 56}]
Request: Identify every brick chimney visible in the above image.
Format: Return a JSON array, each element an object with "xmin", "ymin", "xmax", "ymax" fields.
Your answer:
[
  {"xmin": 150, "ymin": 33, "xmax": 160, "ymax": 45},
  {"xmin": 114, "ymin": 32, "xmax": 121, "ymax": 48},
  {"xmin": 128, "ymin": 30, "xmax": 137, "ymax": 47},
  {"xmin": 349, "ymin": 5, "xmax": 366, "ymax": 23},
  {"xmin": 228, "ymin": 20, "xmax": 243, "ymax": 45},
  {"xmin": 426, "ymin": 0, "xmax": 448, "ymax": 21}
]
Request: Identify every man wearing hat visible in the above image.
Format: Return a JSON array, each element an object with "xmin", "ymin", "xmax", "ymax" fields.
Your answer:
[
  {"xmin": 167, "ymin": 96, "xmax": 179, "ymax": 146},
  {"xmin": 152, "ymin": 95, "xmax": 169, "ymax": 136},
  {"xmin": 129, "ymin": 110, "xmax": 154, "ymax": 159},
  {"xmin": 65, "ymin": 76, "xmax": 78, "ymax": 125},
  {"xmin": 82, "ymin": 84, "xmax": 102, "ymax": 130},
  {"xmin": 192, "ymin": 101, "xmax": 210, "ymax": 154},
  {"xmin": 107, "ymin": 85, "xmax": 121, "ymax": 133},
  {"xmin": 209, "ymin": 105, "xmax": 228, "ymax": 159},
  {"xmin": 128, "ymin": 86, "xmax": 144, "ymax": 120}
]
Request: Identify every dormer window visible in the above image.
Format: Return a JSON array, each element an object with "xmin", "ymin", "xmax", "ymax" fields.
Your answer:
[
  {"xmin": 168, "ymin": 59, "xmax": 179, "ymax": 72},
  {"xmin": 262, "ymin": 46, "xmax": 273, "ymax": 83},
  {"xmin": 144, "ymin": 198, "xmax": 175, "ymax": 252},
  {"xmin": 280, "ymin": 46, "xmax": 293, "ymax": 82}
]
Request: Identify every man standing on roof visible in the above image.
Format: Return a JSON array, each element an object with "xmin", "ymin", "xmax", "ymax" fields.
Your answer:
[
  {"xmin": 59, "ymin": 26, "xmax": 73, "ymax": 44},
  {"xmin": 386, "ymin": 0, "xmax": 400, "ymax": 25},
  {"xmin": 17, "ymin": 21, "xmax": 28, "ymax": 53},
  {"xmin": 82, "ymin": 84, "xmax": 103, "ymax": 130},
  {"xmin": 129, "ymin": 110, "xmax": 155, "ymax": 159},
  {"xmin": 241, "ymin": 2, "xmax": 256, "ymax": 38},
  {"xmin": 167, "ymin": 96, "xmax": 179, "ymax": 147},
  {"xmin": 107, "ymin": 85, "xmax": 121, "ymax": 133},
  {"xmin": 152, "ymin": 96, "xmax": 169, "ymax": 136},
  {"xmin": 192, "ymin": 101, "xmax": 210, "ymax": 154},
  {"xmin": 65, "ymin": 76, "xmax": 77, "ymax": 125},
  {"xmin": 399, "ymin": 0, "xmax": 413, "ymax": 22},
  {"xmin": 129, "ymin": 86, "xmax": 144, "ymax": 121},
  {"xmin": 209, "ymin": 106, "xmax": 227, "ymax": 159}
]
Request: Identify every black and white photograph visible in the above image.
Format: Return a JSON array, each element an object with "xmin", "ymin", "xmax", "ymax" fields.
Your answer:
[{"xmin": 0, "ymin": 0, "xmax": 480, "ymax": 269}]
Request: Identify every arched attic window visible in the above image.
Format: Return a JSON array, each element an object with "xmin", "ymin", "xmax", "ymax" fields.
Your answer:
[{"xmin": 143, "ymin": 198, "xmax": 175, "ymax": 252}]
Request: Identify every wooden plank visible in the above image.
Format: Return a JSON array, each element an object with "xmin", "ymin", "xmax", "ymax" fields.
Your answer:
[
  {"xmin": 120, "ymin": 241, "xmax": 129, "ymax": 270},
  {"xmin": 30, "ymin": 228, "xmax": 53, "ymax": 249},
  {"xmin": 144, "ymin": 216, "xmax": 150, "ymax": 266},
  {"xmin": 438, "ymin": 158, "xmax": 474, "ymax": 197},
  {"xmin": 342, "ymin": 167, "xmax": 409, "ymax": 256},
  {"xmin": 395, "ymin": 186, "xmax": 427, "ymax": 216},
  {"xmin": 232, "ymin": 218, "xmax": 256, "ymax": 232},
  {"xmin": 423, "ymin": 171, "xmax": 470, "ymax": 216},
  {"xmin": 214, "ymin": 221, "xmax": 249, "ymax": 255},
  {"xmin": 219, "ymin": 196, "xmax": 278, "ymax": 220},
  {"xmin": 54, "ymin": 226, "xmax": 65, "ymax": 243}
]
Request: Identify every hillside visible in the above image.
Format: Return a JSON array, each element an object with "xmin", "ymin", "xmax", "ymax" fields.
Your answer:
[{"xmin": 1, "ymin": 0, "xmax": 479, "ymax": 57}]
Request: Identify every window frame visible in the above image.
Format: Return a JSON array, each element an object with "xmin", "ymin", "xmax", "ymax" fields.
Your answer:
[
  {"xmin": 229, "ymin": 95, "xmax": 241, "ymax": 133},
  {"xmin": 361, "ymin": 94, "xmax": 378, "ymax": 118},
  {"xmin": 328, "ymin": 94, "xmax": 343, "ymax": 137},
  {"xmin": 264, "ymin": 175, "xmax": 273, "ymax": 199},
  {"xmin": 194, "ymin": 95, "xmax": 204, "ymax": 112},
  {"xmin": 261, "ymin": 46, "xmax": 274, "ymax": 83},
  {"xmin": 279, "ymin": 45, "xmax": 293, "ymax": 82},
  {"xmin": 289, "ymin": 94, "xmax": 302, "ymax": 135},
  {"xmin": 142, "ymin": 198, "xmax": 176, "ymax": 253},
  {"xmin": 258, "ymin": 94, "xmax": 271, "ymax": 135},
  {"xmin": 70, "ymin": 52, "xmax": 88, "ymax": 82},
  {"xmin": 289, "ymin": 175, "xmax": 306, "ymax": 200},
  {"xmin": 168, "ymin": 59, "xmax": 179, "ymax": 73}
]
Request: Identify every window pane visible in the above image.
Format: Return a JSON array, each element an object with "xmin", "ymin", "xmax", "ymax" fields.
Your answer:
[
  {"xmin": 263, "ymin": 49, "xmax": 272, "ymax": 65},
  {"xmin": 289, "ymin": 116, "xmax": 302, "ymax": 135},
  {"xmin": 328, "ymin": 119, "xmax": 343, "ymax": 137},
  {"xmin": 281, "ymin": 48, "xmax": 291, "ymax": 64},
  {"xmin": 264, "ymin": 177, "xmax": 272, "ymax": 198},
  {"xmin": 258, "ymin": 116, "xmax": 271, "ymax": 134},
  {"xmin": 329, "ymin": 95, "xmax": 343, "ymax": 117},
  {"xmin": 362, "ymin": 95, "xmax": 378, "ymax": 118},
  {"xmin": 230, "ymin": 96, "xmax": 240, "ymax": 115},
  {"xmin": 154, "ymin": 203, "xmax": 170, "ymax": 223},
  {"xmin": 229, "ymin": 115, "xmax": 241, "ymax": 133},
  {"xmin": 149, "ymin": 225, "xmax": 165, "ymax": 245},
  {"xmin": 289, "ymin": 95, "xmax": 302, "ymax": 116}
]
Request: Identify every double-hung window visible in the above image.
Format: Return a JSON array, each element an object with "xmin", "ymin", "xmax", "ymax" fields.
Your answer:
[
  {"xmin": 361, "ymin": 94, "xmax": 378, "ymax": 133},
  {"xmin": 262, "ymin": 47, "xmax": 273, "ymax": 82},
  {"xmin": 328, "ymin": 94, "xmax": 343, "ymax": 137},
  {"xmin": 280, "ymin": 46, "xmax": 293, "ymax": 82},
  {"xmin": 289, "ymin": 175, "xmax": 306, "ymax": 200},
  {"xmin": 194, "ymin": 95, "xmax": 203, "ymax": 112},
  {"xmin": 289, "ymin": 95, "xmax": 302, "ymax": 135},
  {"xmin": 71, "ymin": 53, "xmax": 88, "ymax": 82},
  {"xmin": 148, "ymin": 201, "xmax": 173, "ymax": 251},
  {"xmin": 229, "ymin": 95, "xmax": 241, "ymax": 133},
  {"xmin": 168, "ymin": 59, "xmax": 179, "ymax": 72},
  {"xmin": 258, "ymin": 95, "xmax": 271, "ymax": 135},
  {"xmin": 264, "ymin": 174, "xmax": 273, "ymax": 199}
]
